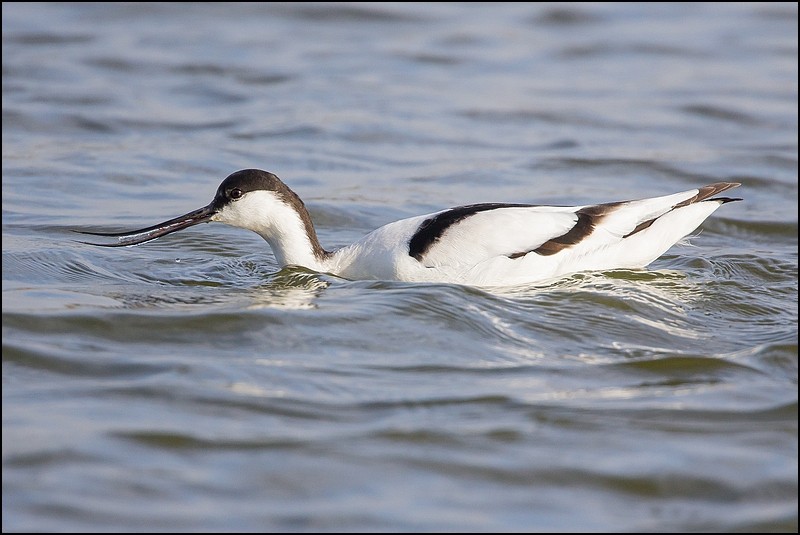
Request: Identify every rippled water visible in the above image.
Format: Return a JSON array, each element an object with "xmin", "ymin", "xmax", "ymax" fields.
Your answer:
[{"xmin": 3, "ymin": 3, "xmax": 797, "ymax": 532}]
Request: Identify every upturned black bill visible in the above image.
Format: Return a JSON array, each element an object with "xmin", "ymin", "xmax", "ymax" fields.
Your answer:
[{"xmin": 75, "ymin": 203, "xmax": 218, "ymax": 247}]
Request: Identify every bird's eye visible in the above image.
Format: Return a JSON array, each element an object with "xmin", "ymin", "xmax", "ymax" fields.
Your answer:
[{"xmin": 230, "ymin": 188, "xmax": 243, "ymax": 200}]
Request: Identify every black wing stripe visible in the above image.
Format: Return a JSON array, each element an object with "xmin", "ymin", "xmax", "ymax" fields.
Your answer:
[
  {"xmin": 530, "ymin": 211, "xmax": 596, "ymax": 256},
  {"xmin": 512, "ymin": 184, "xmax": 743, "ymax": 259},
  {"xmin": 509, "ymin": 201, "xmax": 624, "ymax": 259}
]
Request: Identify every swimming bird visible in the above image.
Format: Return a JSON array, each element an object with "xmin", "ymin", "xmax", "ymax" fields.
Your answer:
[{"xmin": 77, "ymin": 169, "xmax": 741, "ymax": 287}]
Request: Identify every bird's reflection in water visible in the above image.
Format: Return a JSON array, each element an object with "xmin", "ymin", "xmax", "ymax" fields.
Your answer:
[{"xmin": 247, "ymin": 267, "xmax": 333, "ymax": 310}]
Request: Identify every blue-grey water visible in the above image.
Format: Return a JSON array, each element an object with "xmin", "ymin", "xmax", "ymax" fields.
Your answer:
[{"xmin": 2, "ymin": 3, "xmax": 797, "ymax": 532}]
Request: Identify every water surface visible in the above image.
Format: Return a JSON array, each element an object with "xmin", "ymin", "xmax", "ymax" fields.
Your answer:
[{"xmin": 2, "ymin": 3, "xmax": 797, "ymax": 532}]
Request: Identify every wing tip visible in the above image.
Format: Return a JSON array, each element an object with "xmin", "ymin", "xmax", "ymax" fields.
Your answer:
[
  {"xmin": 675, "ymin": 182, "xmax": 742, "ymax": 208},
  {"xmin": 715, "ymin": 196, "xmax": 743, "ymax": 205}
]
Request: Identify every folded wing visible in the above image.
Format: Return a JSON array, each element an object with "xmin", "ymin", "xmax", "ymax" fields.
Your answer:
[{"xmin": 412, "ymin": 183, "xmax": 741, "ymax": 271}]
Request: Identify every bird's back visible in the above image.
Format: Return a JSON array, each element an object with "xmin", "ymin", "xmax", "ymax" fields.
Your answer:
[{"xmin": 329, "ymin": 183, "xmax": 741, "ymax": 286}]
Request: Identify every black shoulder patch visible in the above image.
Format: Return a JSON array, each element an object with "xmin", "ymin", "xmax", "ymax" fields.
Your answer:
[{"xmin": 408, "ymin": 203, "xmax": 532, "ymax": 261}]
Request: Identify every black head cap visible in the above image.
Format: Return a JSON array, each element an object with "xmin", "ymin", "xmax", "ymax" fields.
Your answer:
[{"xmin": 213, "ymin": 169, "xmax": 287, "ymax": 205}]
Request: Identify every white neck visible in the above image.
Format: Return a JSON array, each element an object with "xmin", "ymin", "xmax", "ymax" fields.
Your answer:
[{"xmin": 213, "ymin": 190, "xmax": 329, "ymax": 271}]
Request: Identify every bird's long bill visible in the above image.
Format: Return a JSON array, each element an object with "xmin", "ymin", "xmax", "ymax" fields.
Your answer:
[{"xmin": 75, "ymin": 203, "xmax": 218, "ymax": 247}]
